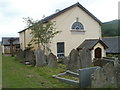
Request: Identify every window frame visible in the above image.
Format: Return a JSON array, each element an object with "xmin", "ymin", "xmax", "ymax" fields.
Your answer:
[
  {"xmin": 71, "ymin": 21, "xmax": 85, "ymax": 32},
  {"xmin": 57, "ymin": 42, "xmax": 65, "ymax": 58}
]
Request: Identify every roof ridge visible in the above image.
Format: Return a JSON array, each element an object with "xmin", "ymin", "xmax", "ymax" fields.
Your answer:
[
  {"xmin": 42, "ymin": 2, "xmax": 102, "ymax": 24},
  {"xmin": 18, "ymin": 2, "xmax": 102, "ymax": 33},
  {"xmin": 41, "ymin": 2, "xmax": 79, "ymax": 22}
]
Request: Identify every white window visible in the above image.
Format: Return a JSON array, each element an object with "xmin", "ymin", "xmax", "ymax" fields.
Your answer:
[
  {"xmin": 71, "ymin": 22, "xmax": 84, "ymax": 31},
  {"xmin": 57, "ymin": 42, "xmax": 64, "ymax": 58}
]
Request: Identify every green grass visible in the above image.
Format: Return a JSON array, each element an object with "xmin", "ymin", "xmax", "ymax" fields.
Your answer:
[{"xmin": 2, "ymin": 55, "xmax": 77, "ymax": 88}]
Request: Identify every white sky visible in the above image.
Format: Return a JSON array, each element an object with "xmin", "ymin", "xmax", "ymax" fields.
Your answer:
[{"xmin": 0, "ymin": 0, "xmax": 119, "ymax": 41}]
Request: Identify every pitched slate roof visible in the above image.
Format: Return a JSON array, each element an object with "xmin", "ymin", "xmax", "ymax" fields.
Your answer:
[
  {"xmin": 2, "ymin": 37, "xmax": 20, "ymax": 45},
  {"xmin": 18, "ymin": 2, "xmax": 102, "ymax": 33},
  {"xmin": 41, "ymin": 2, "xmax": 102, "ymax": 24},
  {"xmin": 77, "ymin": 39, "xmax": 108, "ymax": 50},
  {"xmin": 102, "ymin": 36, "xmax": 120, "ymax": 54}
]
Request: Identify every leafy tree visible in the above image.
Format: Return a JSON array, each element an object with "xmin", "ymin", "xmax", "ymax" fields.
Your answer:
[{"xmin": 23, "ymin": 17, "xmax": 61, "ymax": 53}]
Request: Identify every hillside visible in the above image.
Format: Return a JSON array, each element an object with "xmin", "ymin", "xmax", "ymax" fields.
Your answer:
[{"xmin": 101, "ymin": 19, "xmax": 120, "ymax": 37}]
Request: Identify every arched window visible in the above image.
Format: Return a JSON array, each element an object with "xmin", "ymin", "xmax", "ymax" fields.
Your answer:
[{"xmin": 71, "ymin": 22, "xmax": 84, "ymax": 30}]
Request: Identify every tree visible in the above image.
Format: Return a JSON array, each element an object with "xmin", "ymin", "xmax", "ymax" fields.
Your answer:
[{"xmin": 23, "ymin": 17, "xmax": 61, "ymax": 53}]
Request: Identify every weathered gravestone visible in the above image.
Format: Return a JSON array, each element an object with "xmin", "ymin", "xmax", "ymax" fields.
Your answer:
[
  {"xmin": 48, "ymin": 53, "xmax": 57, "ymax": 68},
  {"xmin": 79, "ymin": 67, "xmax": 98, "ymax": 88},
  {"xmin": 78, "ymin": 48, "xmax": 92, "ymax": 68},
  {"xmin": 25, "ymin": 50, "xmax": 35, "ymax": 65},
  {"xmin": 91, "ymin": 59, "xmax": 120, "ymax": 88},
  {"xmin": 35, "ymin": 48, "xmax": 46, "ymax": 66},
  {"xmin": 63, "ymin": 57, "xmax": 69, "ymax": 65},
  {"xmin": 16, "ymin": 49, "xmax": 25, "ymax": 60},
  {"xmin": 67, "ymin": 49, "xmax": 80, "ymax": 72},
  {"xmin": 114, "ymin": 59, "xmax": 120, "ymax": 88}
]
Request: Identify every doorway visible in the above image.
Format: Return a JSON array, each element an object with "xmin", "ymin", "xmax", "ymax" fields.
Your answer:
[{"xmin": 95, "ymin": 47, "xmax": 102, "ymax": 58}]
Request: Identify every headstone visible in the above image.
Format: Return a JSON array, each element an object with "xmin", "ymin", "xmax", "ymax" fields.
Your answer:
[
  {"xmin": 79, "ymin": 67, "xmax": 98, "ymax": 88},
  {"xmin": 25, "ymin": 50, "xmax": 35, "ymax": 65},
  {"xmin": 91, "ymin": 62, "xmax": 119, "ymax": 88},
  {"xmin": 35, "ymin": 48, "xmax": 46, "ymax": 66},
  {"xmin": 67, "ymin": 49, "xmax": 80, "ymax": 72},
  {"xmin": 16, "ymin": 49, "xmax": 25, "ymax": 60},
  {"xmin": 78, "ymin": 48, "xmax": 91, "ymax": 68},
  {"xmin": 63, "ymin": 57, "xmax": 69, "ymax": 65},
  {"xmin": 114, "ymin": 59, "xmax": 120, "ymax": 88},
  {"xmin": 48, "ymin": 53, "xmax": 57, "ymax": 68}
]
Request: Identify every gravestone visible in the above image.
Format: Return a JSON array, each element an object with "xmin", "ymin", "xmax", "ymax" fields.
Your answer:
[
  {"xmin": 35, "ymin": 48, "xmax": 46, "ymax": 66},
  {"xmin": 78, "ymin": 48, "xmax": 91, "ymax": 68},
  {"xmin": 25, "ymin": 50, "xmax": 35, "ymax": 65},
  {"xmin": 63, "ymin": 57, "xmax": 69, "ymax": 65},
  {"xmin": 79, "ymin": 67, "xmax": 98, "ymax": 88},
  {"xmin": 67, "ymin": 49, "xmax": 80, "ymax": 72},
  {"xmin": 48, "ymin": 53, "xmax": 57, "ymax": 68},
  {"xmin": 91, "ymin": 61, "xmax": 120, "ymax": 88},
  {"xmin": 114, "ymin": 59, "xmax": 120, "ymax": 88},
  {"xmin": 16, "ymin": 49, "xmax": 25, "ymax": 60}
]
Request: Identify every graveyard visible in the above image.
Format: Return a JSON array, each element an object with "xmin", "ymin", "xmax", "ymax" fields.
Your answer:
[
  {"xmin": 2, "ymin": 55, "xmax": 77, "ymax": 88},
  {"xmin": 2, "ymin": 47, "xmax": 120, "ymax": 88}
]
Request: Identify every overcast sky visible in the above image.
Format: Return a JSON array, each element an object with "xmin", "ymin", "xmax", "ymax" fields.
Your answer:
[{"xmin": 0, "ymin": 0, "xmax": 119, "ymax": 41}]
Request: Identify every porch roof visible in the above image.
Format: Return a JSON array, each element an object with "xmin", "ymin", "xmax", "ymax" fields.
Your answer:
[{"xmin": 77, "ymin": 39, "xmax": 108, "ymax": 50}]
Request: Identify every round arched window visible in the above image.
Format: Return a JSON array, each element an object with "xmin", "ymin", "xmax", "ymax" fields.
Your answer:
[{"xmin": 71, "ymin": 22, "xmax": 84, "ymax": 30}]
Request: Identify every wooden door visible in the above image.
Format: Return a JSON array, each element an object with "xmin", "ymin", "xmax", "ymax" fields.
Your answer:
[{"xmin": 95, "ymin": 47, "xmax": 102, "ymax": 58}]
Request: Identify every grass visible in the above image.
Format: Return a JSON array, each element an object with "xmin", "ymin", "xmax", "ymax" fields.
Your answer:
[{"xmin": 2, "ymin": 55, "xmax": 77, "ymax": 88}]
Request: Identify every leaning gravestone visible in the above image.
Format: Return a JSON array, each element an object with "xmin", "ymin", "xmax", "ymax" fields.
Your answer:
[
  {"xmin": 35, "ymin": 48, "xmax": 46, "ymax": 66},
  {"xmin": 67, "ymin": 49, "xmax": 80, "ymax": 72},
  {"xmin": 48, "ymin": 53, "xmax": 57, "ymax": 68},
  {"xmin": 16, "ymin": 49, "xmax": 25, "ymax": 60},
  {"xmin": 78, "ymin": 48, "xmax": 91, "ymax": 68}
]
